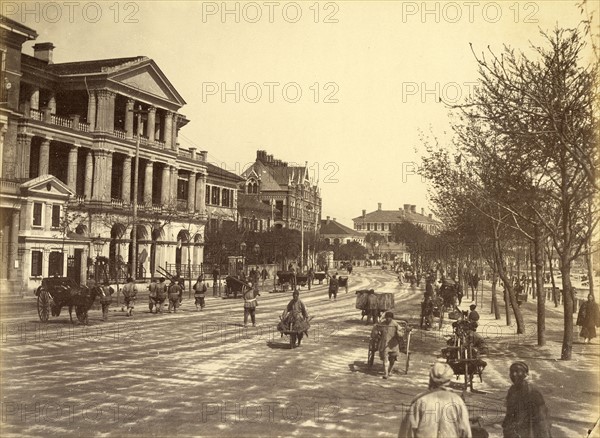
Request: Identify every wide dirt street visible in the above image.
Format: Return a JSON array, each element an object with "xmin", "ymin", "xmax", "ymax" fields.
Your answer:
[{"xmin": 1, "ymin": 267, "xmax": 598, "ymax": 437}]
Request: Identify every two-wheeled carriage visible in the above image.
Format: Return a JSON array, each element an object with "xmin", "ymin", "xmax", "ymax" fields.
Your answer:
[
  {"xmin": 367, "ymin": 319, "xmax": 412, "ymax": 374},
  {"xmin": 34, "ymin": 277, "xmax": 99, "ymax": 324},
  {"xmin": 273, "ymin": 271, "xmax": 295, "ymax": 292}
]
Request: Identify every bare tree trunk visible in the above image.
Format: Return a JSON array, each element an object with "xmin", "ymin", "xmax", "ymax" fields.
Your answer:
[
  {"xmin": 491, "ymin": 269, "xmax": 501, "ymax": 319},
  {"xmin": 560, "ymin": 257, "xmax": 575, "ymax": 360},
  {"xmin": 534, "ymin": 224, "xmax": 545, "ymax": 346},
  {"xmin": 529, "ymin": 243, "xmax": 536, "ymax": 299},
  {"xmin": 547, "ymin": 245, "xmax": 559, "ymax": 307},
  {"xmin": 493, "ymin": 225, "xmax": 524, "ymax": 333},
  {"xmin": 585, "ymin": 245, "xmax": 594, "ymax": 299}
]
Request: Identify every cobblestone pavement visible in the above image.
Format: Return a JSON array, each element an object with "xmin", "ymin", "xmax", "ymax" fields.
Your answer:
[{"xmin": 1, "ymin": 267, "xmax": 598, "ymax": 437}]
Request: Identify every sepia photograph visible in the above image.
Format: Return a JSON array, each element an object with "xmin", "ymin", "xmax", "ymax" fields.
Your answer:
[{"xmin": 0, "ymin": 1, "xmax": 598, "ymax": 437}]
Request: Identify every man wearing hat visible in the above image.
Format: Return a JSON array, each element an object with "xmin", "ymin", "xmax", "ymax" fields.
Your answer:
[
  {"xmin": 399, "ymin": 361, "xmax": 472, "ymax": 437},
  {"xmin": 502, "ymin": 361, "xmax": 551, "ymax": 438}
]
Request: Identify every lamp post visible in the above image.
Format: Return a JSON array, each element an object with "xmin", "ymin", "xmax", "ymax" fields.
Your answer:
[
  {"xmin": 92, "ymin": 234, "xmax": 104, "ymax": 283},
  {"xmin": 240, "ymin": 241, "xmax": 247, "ymax": 275},
  {"xmin": 129, "ymin": 105, "xmax": 148, "ymax": 280}
]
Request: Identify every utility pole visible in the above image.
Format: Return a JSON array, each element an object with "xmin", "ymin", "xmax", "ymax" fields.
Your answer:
[{"xmin": 129, "ymin": 105, "xmax": 148, "ymax": 280}]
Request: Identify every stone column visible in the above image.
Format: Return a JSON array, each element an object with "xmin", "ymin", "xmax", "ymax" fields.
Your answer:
[
  {"xmin": 92, "ymin": 150, "xmax": 110, "ymax": 202},
  {"xmin": 95, "ymin": 90, "xmax": 116, "ymax": 132},
  {"xmin": 161, "ymin": 164, "xmax": 170, "ymax": 205},
  {"xmin": 48, "ymin": 92, "xmax": 56, "ymax": 113},
  {"xmin": 67, "ymin": 145, "xmax": 78, "ymax": 192},
  {"xmin": 105, "ymin": 151, "xmax": 113, "ymax": 199},
  {"xmin": 170, "ymin": 166, "xmax": 178, "ymax": 201},
  {"xmin": 7, "ymin": 210, "xmax": 20, "ymax": 280},
  {"xmin": 125, "ymin": 98, "xmax": 134, "ymax": 139},
  {"xmin": 195, "ymin": 173, "xmax": 206, "ymax": 215},
  {"xmin": 172, "ymin": 114, "xmax": 179, "ymax": 152},
  {"xmin": 84, "ymin": 150, "xmax": 93, "ymax": 199},
  {"xmin": 187, "ymin": 171, "xmax": 196, "ymax": 212},
  {"xmin": 30, "ymin": 87, "xmax": 40, "ymax": 110},
  {"xmin": 164, "ymin": 111, "xmax": 173, "ymax": 149},
  {"xmin": 144, "ymin": 160, "xmax": 154, "ymax": 205},
  {"xmin": 87, "ymin": 91, "xmax": 96, "ymax": 130},
  {"xmin": 146, "ymin": 106, "xmax": 156, "ymax": 140},
  {"xmin": 122, "ymin": 155, "xmax": 132, "ymax": 203},
  {"xmin": 17, "ymin": 133, "xmax": 32, "ymax": 179},
  {"xmin": 39, "ymin": 138, "xmax": 50, "ymax": 175}
]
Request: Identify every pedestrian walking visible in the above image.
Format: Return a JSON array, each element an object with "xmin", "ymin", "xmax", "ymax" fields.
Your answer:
[
  {"xmin": 371, "ymin": 311, "xmax": 406, "ymax": 379},
  {"xmin": 577, "ymin": 294, "xmax": 600, "ymax": 343},
  {"xmin": 398, "ymin": 361, "xmax": 472, "ymax": 437},
  {"xmin": 122, "ymin": 277, "xmax": 137, "ymax": 317},
  {"xmin": 502, "ymin": 361, "xmax": 552, "ymax": 438},
  {"xmin": 328, "ymin": 273, "xmax": 339, "ymax": 301},
  {"xmin": 168, "ymin": 278, "xmax": 182, "ymax": 313},
  {"xmin": 98, "ymin": 281, "xmax": 114, "ymax": 321},
  {"xmin": 193, "ymin": 275, "xmax": 207, "ymax": 311},
  {"xmin": 243, "ymin": 281, "xmax": 258, "ymax": 327},
  {"xmin": 155, "ymin": 277, "xmax": 167, "ymax": 313},
  {"xmin": 260, "ymin": 266, "xmax": 268, "ymax": 286},
  {"xmin": 148, "ymin": 278, "xmax": 159, "ymax": 313}
]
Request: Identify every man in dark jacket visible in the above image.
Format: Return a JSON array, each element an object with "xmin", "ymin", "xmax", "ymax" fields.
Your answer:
[
  {"xmin": 502, "ymin": 361, "xmax": 552, "ymax": 438},
  {"xmin": 328, "ymin": 273, "xmax": 339, "ymax": 301}
]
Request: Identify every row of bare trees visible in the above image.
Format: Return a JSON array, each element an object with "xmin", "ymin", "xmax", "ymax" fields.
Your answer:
[{"xmin": 420, "ymin": 25, "xmax": 598, "ymax": 360}]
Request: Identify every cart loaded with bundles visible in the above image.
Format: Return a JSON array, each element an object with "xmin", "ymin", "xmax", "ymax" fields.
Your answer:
[{"xmin": 355, "ymin": 289, "xmax": 394, "ymax": 321}]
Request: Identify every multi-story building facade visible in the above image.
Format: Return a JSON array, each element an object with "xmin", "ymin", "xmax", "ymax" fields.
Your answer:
[
  {"xmin": 0, "ymin": 17, "xmax": 207, "ymax": 291},
  {"xmin": 353, "ymin": 203, "xmax": 441, "ymax": 238},
  {"xmin": 241, "ymin": 150, "xmax": 321, "ymax": 234},
  {"xmin": 204, "ymin": 162, "xmax": 243, "ymax": 232}
]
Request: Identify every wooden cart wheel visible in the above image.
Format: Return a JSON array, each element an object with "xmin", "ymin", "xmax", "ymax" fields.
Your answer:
[
  {"xmin": 37, "ymin": 289, "xmax": 51, "ymax": 322},
  {"xmin": 76, "ymin": 306, "xmax": 89, "ymax": 325},
  {"xmin": 404, "ymin": 331, "xmax": 412, "ymax": 374}
]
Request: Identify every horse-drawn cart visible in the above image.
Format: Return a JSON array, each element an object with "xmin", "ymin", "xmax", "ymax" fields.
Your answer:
[{"xmin": 34, "ymin": 277, "xmax": 98, "ymax": 324}]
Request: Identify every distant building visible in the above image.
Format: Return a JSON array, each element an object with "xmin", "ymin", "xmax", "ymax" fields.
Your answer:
[
  {"xmin": 353, "ymin": 203, "xmax": 441, "ymax": 239},
  {"xmin": 320, "ymin": 216, "xmax": 364, "ymax": 246},
  {"xmin": 241, "ymin": 150, "xmax": 321, "ymax": 234}
]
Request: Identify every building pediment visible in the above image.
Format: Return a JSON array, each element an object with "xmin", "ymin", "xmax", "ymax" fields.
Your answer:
[
  {"xmin": 20, "ymin": 175, "xmax": 74, "ymax": 199},
  {"xmin": 109, "ymin": 60, "xmax": 186, "ymax": 106}
]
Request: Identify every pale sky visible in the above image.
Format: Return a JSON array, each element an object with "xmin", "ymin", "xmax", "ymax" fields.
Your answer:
[{"xmin": 7, "ymin": 0, "xmax": 598, "ymax": 226}]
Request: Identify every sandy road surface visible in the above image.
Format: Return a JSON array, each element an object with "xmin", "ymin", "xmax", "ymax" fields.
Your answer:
[{"xmin": 1, "ymin": 267, "xmax": 598, "ymax": 437}]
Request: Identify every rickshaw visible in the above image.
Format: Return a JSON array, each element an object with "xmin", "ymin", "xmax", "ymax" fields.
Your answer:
[{"xmin": 224, "ymin": 275, "xmax": 250, "ymax": 298}]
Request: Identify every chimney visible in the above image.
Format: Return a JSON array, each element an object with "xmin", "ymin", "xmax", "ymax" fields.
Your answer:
[
  {"xmin": 362, "ymin": 209, "xmax": 366, "ymax": 218},
  {"xmin": 326, "ymin": 216, "xmax": 330, "ymax": 224},
  {"xmin": 403, "ymin": 204, "xmax": 410, "ymax": 212},
  {"xmin": 377, "ymin": 203, "xmax": 382, "ymax": 211},
  {"xmin": 410, "ymin": 205, "xmax": 416, "ymax": 213},
  {"xmin": 33, "ymin": 42, "xmax": 55, "ymax": 63},
  {"xmin": 428, "ymin": 213, "xmax": 432, "ymax": 219},
  {"xmin": 421, "ymin": 208, "xmax": 425, "ymax": 215}
]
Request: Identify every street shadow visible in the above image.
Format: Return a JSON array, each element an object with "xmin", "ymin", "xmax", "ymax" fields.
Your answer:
[
  {"xmin": 349, "ymin": 360, "xmax": 381, "ymax": 376},
  {"xmin": 266, "ymin": 341, "xmax": 291, "ymax": 349}
]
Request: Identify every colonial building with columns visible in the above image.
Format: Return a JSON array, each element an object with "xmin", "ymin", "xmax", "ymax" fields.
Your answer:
[{"xmin": 0, "ymin": 17, "xmax": 206, "ymax": 292}]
